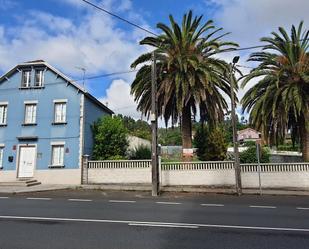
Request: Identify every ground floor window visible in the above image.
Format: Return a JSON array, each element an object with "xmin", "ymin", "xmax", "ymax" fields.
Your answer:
[
  {"xmin": 51, "ymin": 143, "xmax": 65, "ymax": 167},
  {"xmin": 0, "ymin": 146, "xmax": 4, "ymax": 168}
]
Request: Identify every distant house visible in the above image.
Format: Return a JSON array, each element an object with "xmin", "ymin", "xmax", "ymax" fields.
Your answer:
[
  {"xmin": 0, "ymin": 60, "xmax": 113, "ymax": 184},
  {"xmin": 237, "ymin": 128, "xmax": 261, "ymax": 142}
]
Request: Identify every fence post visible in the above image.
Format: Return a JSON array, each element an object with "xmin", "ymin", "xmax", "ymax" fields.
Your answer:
[{"xmin": 82, "ymin": 155, "xmax": 89, "ymax": 185}]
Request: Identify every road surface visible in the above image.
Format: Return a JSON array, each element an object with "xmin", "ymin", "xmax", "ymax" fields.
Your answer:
[{"xmin": 0, "ymin": 190, "xmax": 309, "ymax": 249}]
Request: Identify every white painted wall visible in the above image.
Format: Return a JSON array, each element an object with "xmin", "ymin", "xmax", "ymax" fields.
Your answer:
[
  {"xmin": 0, "ymin": 169, "xmax": 81, "ymax": 185},
  {"xmin": 161, "ymin": 170, "xmax": 235, "ymax": 186},
  {"xmin": 87, "ymin": 167, "xmax": 309, "ymax": 189},
  {"xmin": 88, "ymin": 168, "xmax": 151, "ymax": 184}
]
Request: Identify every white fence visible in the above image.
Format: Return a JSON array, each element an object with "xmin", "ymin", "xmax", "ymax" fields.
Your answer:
[{"xmin": 86, "ymin": 159, "xmax": 309, "ymax": 189}]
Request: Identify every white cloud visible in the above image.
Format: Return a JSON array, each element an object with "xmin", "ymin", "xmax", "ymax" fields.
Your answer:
[
  {"xmin": 211, "ymin": 0, "xmax": 309, "ymax": 47},
  {"xmin": 100, "ymin": 79, "xmax": 140, "ymax": 119},
  {"xmin": 0, "ymin": 1, "xmax": 147, "ymax": 78}
]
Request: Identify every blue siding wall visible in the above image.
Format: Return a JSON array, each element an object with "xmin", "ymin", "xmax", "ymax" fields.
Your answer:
[
  {"xmin": 0, "ymin": 68, "xmax": 81, "ymax": 171},
  {"xmin": 83, "ymin": 98, "xmax": 110, "ymax": 157}
]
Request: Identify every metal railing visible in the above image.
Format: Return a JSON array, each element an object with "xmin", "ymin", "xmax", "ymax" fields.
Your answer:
[{"xmin": 88, "ymin": 159, "xmax": 151, "ymax": 169}]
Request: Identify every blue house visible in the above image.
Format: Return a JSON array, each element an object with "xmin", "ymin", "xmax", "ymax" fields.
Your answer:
[{"xmin": 0, "ymin": 60, "xmax": 113, "ymax": 184}]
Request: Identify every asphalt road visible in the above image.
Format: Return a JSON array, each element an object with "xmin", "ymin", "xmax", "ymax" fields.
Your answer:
[{"xmin": 1, "ymin": 190, "xmax": 309, "ymax": 249}]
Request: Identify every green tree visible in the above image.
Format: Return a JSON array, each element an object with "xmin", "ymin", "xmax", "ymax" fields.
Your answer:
[
  {"xmin": 92, "ymin": 116, "xmax": 129, "ymax": 160},
  {"xmin": 158, "ymin": 127, "xmax": 182, "ymax": 146},
  {"xmin": 242, "ymin": 22, "xmax": 309, "ymax": 161},
  {"xmin": 239, "ymin": 146, "xmax": 270, "ymax": 164},
  {"xmin": 130, "ymin": 10, "xmax": 237, "ymax": 150},
  {"xmin": 194, "ymin": 125, "xmax": 228, "ymax": 161}
]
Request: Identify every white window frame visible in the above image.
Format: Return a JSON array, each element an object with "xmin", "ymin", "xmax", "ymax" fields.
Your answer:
[
  {"xmin": 34, "ymin": 69, "xmax": 44, "ymax": 87},
  {"xmin": 24, "ymin": 101, "xmax": 37, "ymax": 124},
  {"xmin": 0, "ymin": 144, "xmax": 4, "ymax": 169},
  {"xmin": 22, "ymin": 70, "xmax": 31, "ymax": 88},
  {"xmin": 50, "ymin": 142, "xmax": 65, "ymax": 167},
  {"xmin": 54, "ymin": 100, "xmax": 67, "ymax": 124},
  {"xmin": 0, "ymin": 102, "xmax": 8, "ymax": 125}
]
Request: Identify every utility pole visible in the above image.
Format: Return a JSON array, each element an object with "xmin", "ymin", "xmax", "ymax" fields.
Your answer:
[
  {"xmin": 230, "ymin": 56, "xmax": 242, "ymax": 195},
  {"xmin": 151, "ymin": 51, "xmax": 159, "ymax": 196}
]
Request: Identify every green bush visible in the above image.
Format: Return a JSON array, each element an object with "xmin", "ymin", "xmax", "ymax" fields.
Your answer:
[
  {"xmin": 240, "ymin": 146, "xmax": 270, "ymax": 163},
  {"xmin": 277, "ymin": 144, "xmax": 300, "ymax": 152},
  {"xmin": 92, "ymin": 116, "xmax": 129, "ymax": 160},
  {"xmin": 243, "ymin": 141, "xmax": 256, "ymax": 147},
  {"xmin": 194, "ymin": 125, "xmax": 228, "ymax": 161},
  {"xmin": 129, "ymin": 145, "xmax": 151, "ymax": 159}
]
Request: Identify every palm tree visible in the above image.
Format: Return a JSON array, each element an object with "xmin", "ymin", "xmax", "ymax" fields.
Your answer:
[
  {"xmin": 242, "ymin": 22, "xmax": 309, "ymax": 161},
  {"xmin": 130, "ymin": 11, "xmax": 237, "ymax": 149}
]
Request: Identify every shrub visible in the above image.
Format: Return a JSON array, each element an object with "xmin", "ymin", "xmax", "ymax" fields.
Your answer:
[
  {"xmin": 194, "ymin": 125, "xmax": 228, "ymax": 161},
  {"xmin": 92, "ymin": 116, "xmax": 129, "ymax": 160},
  {"xmin": 240, "ymin": 145, "xmax": 270, "ymax": 163},
  {"xmin": 129, "ymin": 145, "xmax": 151, "ymax": 159},
  {"xmin": 243, "ymin": 140, "xmax": 256, "ymax": 147}
]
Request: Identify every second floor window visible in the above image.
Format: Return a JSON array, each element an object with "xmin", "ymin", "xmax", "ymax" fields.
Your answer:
[
  {"xmin": 0, "ymin": 104, "xmax": 7, "ymax": 125},
  {"xmin": 35, "ymin": 69, "xmax": 44, "ymax": 87},
  {"xmin": 22, "ymin": 70, "xmax": 31, "ymax": 88},
  {"xmin": 54, "ymin": 101, "xmax": 67, "ymax": 123},
  {"xmin": 24, "ymin": 103, "xmax": 37, "ymax": 124}
]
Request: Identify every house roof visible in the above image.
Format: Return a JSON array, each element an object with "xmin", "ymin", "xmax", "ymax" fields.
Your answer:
[
  {"xmin": 237, "ymin": 127, "xmax": 261, "ymax": 135},
  {"xmin": 0, "ymin": 60, "xmax": 114, "ymax": 115}
]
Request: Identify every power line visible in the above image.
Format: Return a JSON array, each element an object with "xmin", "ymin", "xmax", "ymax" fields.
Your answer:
[
  {"xmin": 81, "ymin": 0, "xmax": 158, "ymax": 37},
  {"xmin": 81, "ymin": 0, "xmax": 309, "ymax": 54}
]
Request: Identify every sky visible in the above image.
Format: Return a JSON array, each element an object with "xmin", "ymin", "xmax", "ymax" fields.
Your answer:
[{"xmin": 0, "ymin": 0, "xmax": 308, "ymax": 123}]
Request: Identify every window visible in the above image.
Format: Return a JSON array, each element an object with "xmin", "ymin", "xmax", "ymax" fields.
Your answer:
[
  {"xmin": 34, "ymin": 69, "xmax": 44, "ymax": 87},
  {"xmin": 51, "ymin": 144, "xmax": 64, "ymax": 166},
  {"xmin": 54, "ymin": 101, "xmax": 67, "ymax": 123},
  {"xmin": 0, "ymin": 146, "xmax": 4, "ymax": 168},
  {"xmin": 0, "ymin": 104, "xmax": 7, "ymax": 125},
  {"xmin": 22, "ymin": 70, "xmax": 31, "ymax": 88},
  {"xmin": 24, "ymin": 103, "xmax": 37, "ymax": 124}
]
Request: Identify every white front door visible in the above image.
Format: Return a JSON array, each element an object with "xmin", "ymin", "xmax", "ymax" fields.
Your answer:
[{"xmin": 18, "ymin": 146, "xmax": 36, "ymax": 178}]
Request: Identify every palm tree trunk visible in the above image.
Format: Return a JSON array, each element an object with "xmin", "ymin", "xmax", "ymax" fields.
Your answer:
[
  {"xmin": 300, "ymin": 112, "xmax": 309, "ymax": 162},
  {"xmin": 181, "ymin": 104, "xmax": 192, "ymax": 149}
]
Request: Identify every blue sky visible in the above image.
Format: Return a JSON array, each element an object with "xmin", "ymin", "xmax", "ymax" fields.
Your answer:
[{"xmin": 0, "ymin": 0, "xmax": 308, "ymax": 121}]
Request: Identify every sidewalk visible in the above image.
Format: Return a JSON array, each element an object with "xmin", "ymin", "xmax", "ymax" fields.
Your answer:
[
  {"xmin": 0, "ymin": 184, "xmax": 74, "ymax": 194},
  {"xmin": 1, "ymin": 183, "xmax": 309, "ymax": 196}
]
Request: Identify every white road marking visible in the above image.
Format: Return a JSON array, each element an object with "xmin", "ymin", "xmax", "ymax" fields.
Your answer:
[
  {"xmin": 201, "ymin": 204, "xmax": 224, "ymax": 207},
  {"xmin": 128, "ymin": 223, "xmax": 198, "ymax": 229},
  {"xmin": 296, "ymin": 207, "xmax": 309, "ymax": 210},
  {"xmin": 249, "ymin": 205, "xmax": 276, "ymax": 209},
  {"xmin": 68, "ymin": 199, "xmax": 92, "ymax": 202},
  {"xmin": 0, "ymin": 197, "xmax": 9, "ymax": 199},
  {"xmin": 156, "ymin": 201, "xmax": 181, "ymax": 205},
  {"xmin": 1, "ymin": 215, "xmax": 309, "ymax": 232},
  {"xmin": 26, "ymin": 198, "xmax": 51, "ymax": 200},
  {"xmin": 109, "ymin": 200, "xmax": 136, "ymax": 203}
]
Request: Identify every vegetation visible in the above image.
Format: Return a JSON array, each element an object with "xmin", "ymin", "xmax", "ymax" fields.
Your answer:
[
  {"xmin": 92, "ymin": 116, "xmax": 129, "ymax": 160},
  {"xmin": 277, "ymin": 143, "xmax": 300, "ymax": 152},
  {"xmin": 194, "ymin": 125, "xmax": 228, "ymax": 161},
  {"xmin": 131, "ymin": 10, "xmax": 238, "ymax": 150},
  {"xmin": 242, "ymin": 22, "xmax": 309, "ymax": 161},
  {"xmin": 117, "ymin": 115, "xmax": 151, "ymax": 141},
  {"xmin": 129, "ymin": 145, "xmax": 151, "ymax": 159},
  {"xmin": 239, "ymin": 145, "xmax": 270, "ymax": 163},
  {"xmin": 158, "ymin": 127, "xmax": 182, "ymax": 146}
]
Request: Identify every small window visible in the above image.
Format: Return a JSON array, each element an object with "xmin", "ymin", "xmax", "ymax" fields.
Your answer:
[
  {"xmin": 22, "ymin": 70, "xmax": 31, "ymax": 88},
  {"xmin": 51, "ymin": 144, "xmax": 64, "ymax": 166},
  {"xmin": 0, "ymin": 146, "xmax": 4, "ymax": 168},
  {"xmin": 24, "ymin": 103, "xmax": 37, "ymax": 124},
  {"xmin": 54, "ymin": 102, "xmax": 67, "ymax": 123},
  {"xmin": 0, "ymin": 104, "xmax": 7, "ymax": 125},
  {"xmin": 34, "ymin": 69, "xmax": 44, "ymax": 87}
]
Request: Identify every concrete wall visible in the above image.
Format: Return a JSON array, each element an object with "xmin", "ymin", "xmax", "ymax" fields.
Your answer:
[
  {"xmin": 0, "ymin": 169, "xmax": 80, "ymax": 185},
  {"xmin": 86, "ymin": 161, "xmax": 309, "ymax": 189},
  {"xmin": 88, "ymin": 168, "xmax": 151, "ymax": 184},
  {"xmin": 128, "ymin": 135, "xmax": 151, "ymax": 151}
]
